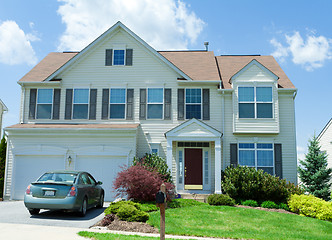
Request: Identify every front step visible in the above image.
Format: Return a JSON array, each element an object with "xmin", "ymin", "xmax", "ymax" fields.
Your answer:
[{"xmin": 180, "ymin": 193, "xmax": 210, "ymax": 203}]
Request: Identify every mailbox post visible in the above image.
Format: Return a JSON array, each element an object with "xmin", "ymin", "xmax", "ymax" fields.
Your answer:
[{"xmin": 156, "ymin": 183, "xmax": 166, "ymax": 240}]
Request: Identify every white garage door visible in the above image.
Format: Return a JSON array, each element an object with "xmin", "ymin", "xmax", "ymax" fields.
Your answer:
[
  {"xmin": 13, "ymin": 155, "xmax": 64, "ymax": 200},
  {"xmin": 76, "ymin": 156, "xmax": 127, "ymax": 201}
]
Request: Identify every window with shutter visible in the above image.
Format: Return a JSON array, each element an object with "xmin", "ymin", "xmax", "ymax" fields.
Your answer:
[{"xmin": 105, "ymin": 49, "xmax": 133, "ymax": 66}]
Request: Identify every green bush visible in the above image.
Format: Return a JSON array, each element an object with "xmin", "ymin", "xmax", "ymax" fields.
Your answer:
[
  {"xmin": 222, "ymin": 166, "xmax": 303, "ymax": 203},
  {"xmin": 261, "ymin": 201, "xmax": 278, "ymax": 209},
  {"xmin": 278, "ymin": 203, "xmax": 290, "ymax": 211},
  {"xmin": 241, "ymin": 200, "xmax": 259, "ymax": 207},
  {"xmin": 288, "ymin": 194, "xmax": 332, "ymax": 222},
  {"xmin": 167, "ymin": 198, "xmax": 207, "ymax": 208},
  {"xmin": 104, "ymin": 201, "xmax": 149, "ymax": 222},
  {"xmin": 138, "ymin": 201, "xmax": 159, "ymax": 212},
  {"xmin": 207, "ymin": 194, "xmax": 235, "ymax": 206}
]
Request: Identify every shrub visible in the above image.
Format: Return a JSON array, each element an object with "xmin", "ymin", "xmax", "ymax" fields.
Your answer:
[
  {"xmin": 222, "ymin": 166, "xmax": 303, "ymax": 203},
  {"xmin": 207, "ymin": 194, "xmax": 235, "ymax": 206},
  {"xmin": 278, "ymin": 203, "xmax": 290, "ymax": 211},
  {"xmin": 261, "ymin": 201, "xmax": 278, "ymax": 209},
  {"xmin": 241, "ymin": 200, "xmax": 259, "ymax": 207},
  {"xmin": 167, "ymin": 198, "xmax": 207, "ymax": 208},
  {"xmin": 137, "ymin": 201, "xmax": 159, "ymax": 212},
  {"xmin": 113, "ymin": 165, "xmax": 175, "ymax": 202},
  {"xmin": 100, "ymin": 214, "xmax": 115, "ymax": 226},
  {"xmin": 104, "ymin": 201, "xmax": 149, "ymax": 222},
  {"xmin": 288, "ymin": 194, "xmax": 332, "ymax": 221},
  {"xmin": 133, "ymin": 153, "xmax": 172, "ymax": 183}
]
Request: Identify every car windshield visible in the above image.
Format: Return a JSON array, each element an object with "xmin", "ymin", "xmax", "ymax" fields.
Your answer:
[{"xmin": 37, "ymin": 173, "xmax": 78, "ymax": 184}]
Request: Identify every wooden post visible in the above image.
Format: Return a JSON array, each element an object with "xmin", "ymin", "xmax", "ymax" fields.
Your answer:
[{"xmin": 158, "ymin": 183, "xmax": 166, "ymax": 240}]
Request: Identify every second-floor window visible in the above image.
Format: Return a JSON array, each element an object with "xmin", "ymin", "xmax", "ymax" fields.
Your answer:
[
  {"xmin": 36, "ymin": 89, "xmax": 53, "ymax": 119},
  {"xmin": 73, "ymin": 89, "xmax": 89, "ymax": 119},
  {"xmin": 185, "ymin": 89, "xmax": 201, "ymax": 119},
  {"xmin": 147, "ymin": 88, "xmax": 163, "ymax": 119},
  {"xmin": 110, "ymin": 88, "xmax": 126, "ymax": 119},
  {"xmin": 113, "ymin": 50, "xmax": 125, "ymax": 65},
  {"xmin": 238, "ymin": 86, "xmax": 272, "ymax": 119}
]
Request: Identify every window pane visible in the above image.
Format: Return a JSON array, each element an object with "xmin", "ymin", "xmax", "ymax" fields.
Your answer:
[
  {"xmin": 110, "ymin": 89, "xmax": 125, "ymax": 103},
  {"xmin": 147, "ymin": 104, "xmax": 163, "ymax": 119},
  {"xmin": 179, "ymin": 150, "xmax": 183, "ymax": 184},
  {"xmin": 258, "ymin": 167, "xmax": 274, "ymax": 175},
  {"xmin": 110, "ymin": 104, "xmax": 125, "ymax": 119},
  {"xmin": 74, "ymin": 89, "xmax": 89, "ymax": 103},
  {"xmin": 36, "ymin": 104, "xmax": 52, "ymax": 119},
  {"xmin": 152, "ymin": 149, "xmax": 158, "ymax": 154},
  {"xmin": 204, "ymin": 151, "xmax": 209, "ymax": 184},
  {"xmin": 186, "ymin": 104, "xmax": 201, "ymax": 119},
  {"xmin": 186, "ymin": 89, "xmax": 201, "ymax": 103},
  {"xmin": 73, "ymin": 104, "xmax": 88, "ymax": 119},
  {"xmin": 257, "ymin": 87, "xmax": 272, "ymax": 102},
  {"xmin": 38, "ymin": 89, "xmax": 53, "ymax": 104},
  {"xmin": 113, "ymin": 50, "xmax": 125, "ymax": 65},
  {"xmin": 239, "ymin": 103, "xmax": 254, "ymax": 118},
  {"xmin": 257, "ymin": 143, "xmax": 273, "ymax": 149},
  {"xmin": 148, "ymin": 88, "xmax": 163, "ymax": 103},
  {"xmin": 239, "ymin": 150, "xmax": 255, "ymax": 166},
  {"xmin": 257, "ymin": 150, "xmax": 273, "ymax": 166},
  {"xmin": 239, "ymin": 143, "xmax": 255, "ymax": 149},
  {"xmin": 257, "ymin": 103, "xmax": 272, "ymax": 118},
  {"xmin": 238, "ymin": 87, "xmax": 254, "ymax": 102}
]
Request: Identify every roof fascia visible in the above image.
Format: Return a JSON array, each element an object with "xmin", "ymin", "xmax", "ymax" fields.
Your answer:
[
  {"xmin": 231, "ymin": 59, "xmax": 279, "ymax": 83},
  {"xmin": 18, "ymin": 81, "xmax": 61, "ymax": 87},
  {"xmin": 317, "ymin": 118, "xmax": 332, "ymax": 140},
  {"xmin": 45, "ymin": 21, "xmax": 192, "ymax": 81},
  {"xmin": 0, "ymin": 99, "xmax": 8, "ymax": 111}
]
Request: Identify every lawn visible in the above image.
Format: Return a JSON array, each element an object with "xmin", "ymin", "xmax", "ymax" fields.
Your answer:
[{"xmin": 80, "ymin": 200, "xmax": 332, "ymax": 240}]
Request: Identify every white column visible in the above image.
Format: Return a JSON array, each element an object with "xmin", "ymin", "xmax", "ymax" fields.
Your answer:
[
  {"xmin": 166, "ymin": 138, "xmax": 173, "ymax": 171},
  {"xmin": 214, "ymin": 138, "xmax": 222, "ymax": 194}
]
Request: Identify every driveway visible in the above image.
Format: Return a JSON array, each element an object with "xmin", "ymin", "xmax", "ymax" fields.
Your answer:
[{"xmin": 0, "ymin": 200, "xmax": 107, "ymax": 228}]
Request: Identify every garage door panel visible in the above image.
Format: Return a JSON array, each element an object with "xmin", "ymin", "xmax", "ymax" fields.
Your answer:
[
  {"xmin": 76, "ymin": 156, "xmax": 127, "ymax": 201},
  {"xmin": 13, "ymin": 155, "xmax": 64, "ymax": 200}
]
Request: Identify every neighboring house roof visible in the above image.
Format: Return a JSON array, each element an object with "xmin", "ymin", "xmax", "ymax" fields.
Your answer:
[
  {"xmin": 0, "ymin": 99, "xmax": 8, "ymax": 111},
  {"xmin": 216, "ymin": 55, "xmax": 295, "ymax": 89},
  {"xmin": 317, "ymin": 118, "xmax": 332, "ymax": 140},
  {"xmin": 159, "ymin": 51, "xmax": 220, "ymax": 81},
  {"xmin": 6, "ymin": 123, "xmax": 139, "ymax": 129}
]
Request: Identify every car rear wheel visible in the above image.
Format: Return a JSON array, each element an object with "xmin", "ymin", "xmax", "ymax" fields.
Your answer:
[
  {"xmin": 97, "ymin": 193, "xmax": 104, "ymax": 208},
  {"xmin": 29, "ymin": 209, "xmax": 40, "ymax": 215},
  {"xmin": 79, "ymin": 197, "xmax": 87, "ymax": 217}
]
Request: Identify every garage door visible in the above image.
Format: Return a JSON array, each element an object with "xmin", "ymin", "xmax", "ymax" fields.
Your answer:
[
  {"xmin": 76, "ymin": 156, "xmax": 127, "ymax": 201},
  {"xmin": 13, "ymin": 155, "xmax": 64, "ymax": 200}
]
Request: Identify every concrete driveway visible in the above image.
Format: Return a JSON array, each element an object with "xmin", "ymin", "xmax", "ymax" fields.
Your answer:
[{"xmin": 0, "ymin": 200, "xmax": 107, "ymax": 228}]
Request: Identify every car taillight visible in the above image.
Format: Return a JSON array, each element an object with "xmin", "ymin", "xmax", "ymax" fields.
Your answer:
[
  {"xmin": 26, "ymin": 185, "xmax": 31, "ymax": 195},
  {"xmin": 67, "ymin": 186, "xmax": 77, "ymax": 197}
]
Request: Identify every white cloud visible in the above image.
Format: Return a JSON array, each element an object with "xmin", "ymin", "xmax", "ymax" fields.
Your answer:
[
  {"xmin": 56, "ymin": 0, "xmax": 205, "ymax": 51},
  {"xmin": 271, "ymin": 31, "xmax": 332, "ymax": 71},
  {"xmin": 0, "ymin": 20, "xmax": 38, "ymax": 65}
]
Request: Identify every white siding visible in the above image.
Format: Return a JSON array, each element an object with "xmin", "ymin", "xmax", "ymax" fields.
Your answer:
[{"xmin": 318, "ymin": 120, "xmax": 332, "ymax": 169}]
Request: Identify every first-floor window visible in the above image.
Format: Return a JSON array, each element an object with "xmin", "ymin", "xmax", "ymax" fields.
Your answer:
[
  {"xmin": 178, "ymin": 150, "xmax": 183, "ymax": 184},
  {"xmin": 73, "ymin": 89, "xmax": 89, "ymax": 119},
  {"xmin": 36, "ymin": 89, "xmax": 53, "ymax": 119},
  {"xmin": 238, "ymin": 143, "xmax": 274, "ymax": 175},
  {"xmin": 110, "ymin": 88, "xmax": 126, "ymax": 119}
]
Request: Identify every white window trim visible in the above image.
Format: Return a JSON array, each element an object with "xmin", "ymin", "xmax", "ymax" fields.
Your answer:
[
  {"xmin": 72, "ymin": 88, "xmax": 90, "ymax": 119},
  {"xmin": 238, "ymin": 142, "xmax": 275, "ymax": 174},
  {"xmin": 113, "ymin": 49, "xmax": 126, "ymax": 66},
  {"xmin": 109, "ymin": 87, "xmax": 127, "ymax": 119},
  {"xmin": 36, "ymin": 89, "xmax": 53, "ymax": 119},
  {"xmin": 238, "ymin": 86, "xmax": 273, "ymax": 119},
  {"xmin": 147, "ymin": 87, "xmax": 164, "ymax": 120},
  {"xmin": 185, "ymin": 88, "xmax": 202, "ymax": 120}
]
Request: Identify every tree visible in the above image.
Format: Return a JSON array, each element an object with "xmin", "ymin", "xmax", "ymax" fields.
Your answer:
[
  {"xmin": 298, "ymin": 135, "xmax": 332, "ymax": 201},
  {"xmin": 0, "ymin": 136, "xmax": 7, "ymax": 198}
]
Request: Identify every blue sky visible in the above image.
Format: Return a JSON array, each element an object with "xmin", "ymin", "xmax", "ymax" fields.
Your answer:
[{"xmin": 0, "ymin": 0, "xmax": 331, "ymax": 160}]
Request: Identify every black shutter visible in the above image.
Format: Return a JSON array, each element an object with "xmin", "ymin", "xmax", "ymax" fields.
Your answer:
[
  {"xmin": 230, "ymin": 144, "xmax": 238, "ymax": 167},
  {"xmin": 125, "ymin": 49, "xmax": 133, "ymax": 66},
  {"xmin": 203, "ymin": 89, "xmax": 210, "ymax": 120},
  {"xmin": 164, "ymin": 89, "xmax": 171, "ymax": 120},
  {"xmin": 139, "ymin": 89, "xmax": 146, "ymax": 120},
  {"xmin": 105, "ymin": 49, "xmax": 113, "ymax": 66},
  {"xmin": 126, "ymin": 89, "xmax": 134, "ymax": 120},
  {"xmin": 102, "ymin": 89, "xmax": 109, "ymax": 120},
  {"xmin": 177, "ymin": 89, "xmax": 184, "ymax": 120},
  {"xmin": 29, "ymin": 89, "xmax": 37, "ymax": 119},
  {"xmin": 52, "ymin": 89, "xmax": 61, "ymax": 120},
  {"xmin": 89, "ymin": 89, "xmax": 97, "ymax": 120},
  {"xmin": 65, "ymin": 89, "xmax": 73, "ymax": 120},
  {"xmin": 274, "ymin": 144, "xmax": 283, "ymax": 178}
]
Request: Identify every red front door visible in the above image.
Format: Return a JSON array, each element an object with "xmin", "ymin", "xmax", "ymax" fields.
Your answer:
[{"xmin": 184, "ymin": 148, "xmax": 203, "ymax": 189}]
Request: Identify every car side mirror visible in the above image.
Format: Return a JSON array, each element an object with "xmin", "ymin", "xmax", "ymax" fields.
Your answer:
[{"xmin": 97, "ymin": 181, "xmax": 103, "ymax": 185}]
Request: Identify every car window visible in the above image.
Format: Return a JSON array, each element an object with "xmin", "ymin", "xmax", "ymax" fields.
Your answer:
[
  {"xmin": 88, "ymin": 174, "xmax": 96, "ymax": 185},
  {"xmin": 79, "ymin": 173, "xmax": 91, "ymax": 185},
  {"xmin": 38, "ymin": 173, "xmax": 77, "ymax": 183}
]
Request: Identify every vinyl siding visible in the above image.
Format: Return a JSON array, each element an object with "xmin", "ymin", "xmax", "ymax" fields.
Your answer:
[{"xmin": 318, "ymin": 121, "xmax": 332, "ymax": 169}]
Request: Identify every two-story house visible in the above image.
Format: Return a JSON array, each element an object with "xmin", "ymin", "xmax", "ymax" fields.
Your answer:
[
  {"xmin": 0, "ymin": 99, "xmax": 8, "ymax": 138},
  {"xmin": 3, "ymin": 22, "xmax": 297, "ymax": 201},
  {"xmin": 318, "ymin": 118, "xmax": 332, "ymax": 171}
]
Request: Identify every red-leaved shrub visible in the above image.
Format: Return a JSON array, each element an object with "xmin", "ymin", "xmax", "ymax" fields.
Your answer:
[{"xmin": 113, "ymin": 165, "xmax": 175, "ymax": 202}]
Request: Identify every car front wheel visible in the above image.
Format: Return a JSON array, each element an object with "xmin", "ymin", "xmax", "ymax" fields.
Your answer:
[
  {"xmin": 29, "ymin": 209, "xmax": 40, "ymax": 215},
  {"xmin": 79, "ymin": 197, "xmax": 87, "ymax": 217}
]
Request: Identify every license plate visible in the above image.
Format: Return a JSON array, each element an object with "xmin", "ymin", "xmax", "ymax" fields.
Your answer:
[{"xmin": 44, "ymin": 190, "xmax": 55, "ymax": 196}]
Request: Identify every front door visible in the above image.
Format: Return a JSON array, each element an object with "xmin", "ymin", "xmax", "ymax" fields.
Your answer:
[{"xmin": 184, "ymin": 148, "xmax": 203, "ymax": 189}]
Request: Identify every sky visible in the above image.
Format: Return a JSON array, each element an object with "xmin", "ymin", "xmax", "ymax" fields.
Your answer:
[{"xmin": 0, "ymin": 0, "xmax": 331, "ymax": 161}]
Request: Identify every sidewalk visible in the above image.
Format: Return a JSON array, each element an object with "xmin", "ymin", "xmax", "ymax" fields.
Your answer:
[{"xmin": 0, "ymin": 223, "xmax": 229, "ymax": 240}]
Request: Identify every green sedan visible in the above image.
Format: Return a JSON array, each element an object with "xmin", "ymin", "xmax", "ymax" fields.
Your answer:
[{"xmin": 24, "ymin": 171, "xmax": 104, "ymax": 217}]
